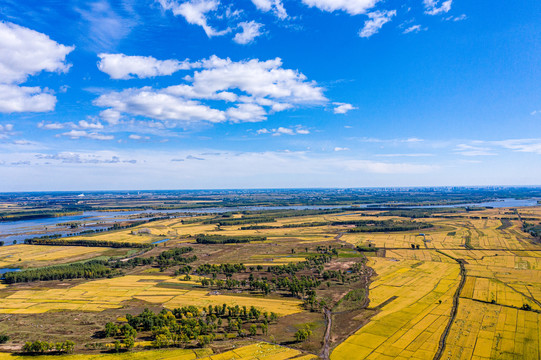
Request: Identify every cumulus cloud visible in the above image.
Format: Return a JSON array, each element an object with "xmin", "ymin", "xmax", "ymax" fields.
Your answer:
[
  {"xmin": 95, "ymin": 56, "xmax": 327, "ymax": 125},
  {"xmin": 98, "ymin": 53, "xmax": 193, "ymax": 79},
  {"xmin": 424, "ymin": 0, "xmax": 452, "ymax": 15},
  {"xmin": 158, "ymin": 0, "xmax": 229, "ymax": 37},
  {"xmin": 95, "ymin": 87, "xmax": 227, "ymax": 123},
  {"xmin": 359, "ymin": 10, "xmax": 396, "ymax": 38},
  {"xmin": 301, "ymin": 0, "xmax": 379, "ymax": 15},
  {"xmin": 251, "ymin": 0, "xmax": 287, "ymax": 19},
  {"xmin": 333, "ymin": 102, "xmax": 356, "ymax": 114},
  {"xmin": 0, "ymin": 22, "xmax": 73, "ymax": 113},
  {"xmin": 0, "ymin": 85, "xmax": 57, "ymax": 113},
  {"xmin": 233, "ymin": 21, "xmax": 264, "ymax": 45}
]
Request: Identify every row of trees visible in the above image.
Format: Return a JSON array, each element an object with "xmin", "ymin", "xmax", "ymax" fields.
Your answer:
[
  {"xmin": 3, "ymin": 260, "xmax": 117, "ymax": 284},
  {"xmin": 195, "ymin": 234, "xmax": 266, "ymax": 244},
  {"xmin": 24, "ymin": 238, "xmax": 154, "ymax": 248}
]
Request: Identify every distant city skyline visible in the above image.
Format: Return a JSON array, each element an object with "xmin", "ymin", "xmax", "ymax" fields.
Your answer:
[{"xmin": 0, "ymin": 1, "xmax": 540, "ymax": 191}]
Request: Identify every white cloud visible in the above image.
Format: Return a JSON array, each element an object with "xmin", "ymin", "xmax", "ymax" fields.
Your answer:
[
  {"xmin": 158, "ymin": 0, "xmax": 229, "ymax": 37},
  {"xmin": 494, "ymin": 139, "xmax": 541, "ymax": 155},
  {"xmin": 256, "ymin": 126, "xmax": 310, "ymax": 136},
  {"xmin": 98, "ymin": 53, "xmax": 192, "ymax": 79},
  {"xmin": 334, "ymin": 147, "xmax": 349, "ymax": 151},
  {"xmin": 333, "ymin": 102, "xmax": 357, "ymax": 114},
  {"xmin": 454, "ymin": 144, "xmax": 497, "ymax": 156},
  {"xmin": 233, "ymin": 21, "xmax": 264, "ymax": 45},
  {"xmin": 376, "ymin": 153, "xmax": 434, "ymax": 157},
  {"xmin": 301, "ymin": 0, "xmax": 379, "ymax": 15},
  {"xmin": 77, "ymin": 120, "xmax": 104, "ymax": 130},
  {"xmin": 251, "ymin": 0, "xmax": 287, "ymax": 19},
  {"xmin": 424, "ymin": 0, "xmax": 452, "ymax": 15},
  {"xmin": 227, "ymin": 103, "xmax": 267, "ymax": 122},
  {"xmin": 343, "ymin": 159, "xmax": 434, "ymax": 174},
  {"xmin": 95, "ymin": 56, "xmax": 327, "ymax": 125},
  {"xmin": 531, "ymin": 110, "xmax": 540, "ymax": 116},
  {"xmin": 444, "ymin": 14, "xmax": 466, "ymax": 21},
  {"xmin": 0, "ymin": 22, "xmax": 73, "ymax": 84},
  {"xmin": 359, "ymin": 10, "xmax": 396, "ymax": 38},
  {"xmin": 99, "ymin": 109, "xmax": 122, "ymax": 125},
  {"xmin": 60, "ymin": 130, "xmax": 114, "ymax": 140},
  {"xmin": 0, "ymin": 22, "xmax": 73, "ymax": 113},
  {"xmin": 129, "ymin": 134, "xmax": 150, "ymax": 140},
  {"xmin": 38, "ymin": 122, "xmax": 65, "ymax": 130},
  {"xmin": 0, "ymin": 123, "xmax": 14, "ymax": 139},
  {"xmin": 0, "ymin": 85, "xmax": 57, "ymax": 113},
  {"xmin": 193, "ymin": 56, "xmax": 326, "ymax": 103},
  {"xmin": 95, "ymin": 87, "xmax": 227, "ymax": 123},
  {"xmin": 403, "ymin": 24, "xmax": 425, "ymax": 34}
]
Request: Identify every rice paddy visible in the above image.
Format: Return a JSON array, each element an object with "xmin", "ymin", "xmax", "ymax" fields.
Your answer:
[{"xmin": 0, "ymin": 275, "xmax": 303, "ymax": 316}]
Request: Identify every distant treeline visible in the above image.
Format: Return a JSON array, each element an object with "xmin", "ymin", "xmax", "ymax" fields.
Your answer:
[
  {"xmin": 22, "ymin": 216, "xmax": 171, "ymax": 248},
  {"xmin": 0, "ymin": 211, "xmax": 83, "ymax": 222},
  {"xmin": 347, "ymin": 220, "xmax": 431, "ymax": 233},
  {"xmin": 24, "ymin": 238, "xmax": 153, "ymax": 248},
  {"xmin": 3, "ymin": 247, "xmax": 197, "ymax": 284},
  {"xmin": 195, "ymin": 234, "xmax": 266, "ymax": 244},
  {"xmin": 3, "ymin": 260, "xmax": 117, "ymax": 283},
  {"xmin": 202, "ymin": 208, "xmax": 355, "ymax": 227},
  {"xmin": 241, "ymin": 219, "xmax": 431, "ymax": 233}
]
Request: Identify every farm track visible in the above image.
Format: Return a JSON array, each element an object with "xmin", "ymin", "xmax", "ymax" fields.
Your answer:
[
  {"xmin": 433, "ymin": 258, "xmax": 467, "ymax": 360},
  {"xmin": 321, "ymin": 308, "xmax": 332, "ymax": 360},
  {"xmin": 321, "ymin": 261, "xmax": 376, "ymax": 360}
]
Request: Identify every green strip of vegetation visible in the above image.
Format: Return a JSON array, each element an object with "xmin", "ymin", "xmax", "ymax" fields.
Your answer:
[{"xmin": 195, "ymin": 234, "xmax": 266, "ymax": 244}]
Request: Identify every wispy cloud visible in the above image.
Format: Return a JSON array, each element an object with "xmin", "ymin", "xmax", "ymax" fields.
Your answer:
[
  {"xmin": 423, "ymin": 0, "xmax": 452, "ymax": 15},
  {"xmin": 77, "ymin": 0, "xmax": 136, "ymax": 50},
  {"xmin": 359, "ymin": 10, "xmax": 396, "ymax": 38}
]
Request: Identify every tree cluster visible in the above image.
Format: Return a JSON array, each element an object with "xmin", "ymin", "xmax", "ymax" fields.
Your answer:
[
  {"xmin": 103, "ymin": 305, "xmax": 277, "ymax": 350},
  {"xmin": 22, "ymin": 340, "xmax": 74, "ymax": 354}
]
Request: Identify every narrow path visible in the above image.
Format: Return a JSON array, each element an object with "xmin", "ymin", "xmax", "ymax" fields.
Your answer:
[
  {"xmin": 321, "ymin": 308, "xmax": 332, "ymax": 360},
  {"xmin": 433, "ymin": 258, "xmax": 467, "ymax": 360}
]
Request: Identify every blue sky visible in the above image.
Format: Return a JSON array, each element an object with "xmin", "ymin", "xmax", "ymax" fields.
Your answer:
[{"xmin": 0, "ymin": 0, "xmax": 540, "ymax": 191}]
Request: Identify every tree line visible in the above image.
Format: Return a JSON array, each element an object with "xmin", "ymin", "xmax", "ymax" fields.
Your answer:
[{"xmin": 195, "ymin": 234, "xmax": 266, "ymax": 244}]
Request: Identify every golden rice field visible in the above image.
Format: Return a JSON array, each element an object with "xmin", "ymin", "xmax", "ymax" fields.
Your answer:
[
  {"xmin": 0, "ymin": 244, "xmax": 121, "ymax": 268},
  {"xmin": 0, "ymin": 275, "xmax": 303, "ymax": 316},
  {"xmin": 0, "ymin": 342, "xmax": 315, "ymax": 360},
  {"xmin": 331, "ymin": 257, "xmax": 461, "ymax": 360},
  {"xmin": 443, "ymin": 299, "xmax": 541, "ymax": 360},
  {"xmin": 341, "ymin": 215, "xmax": 537, "ymax": 251}
]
